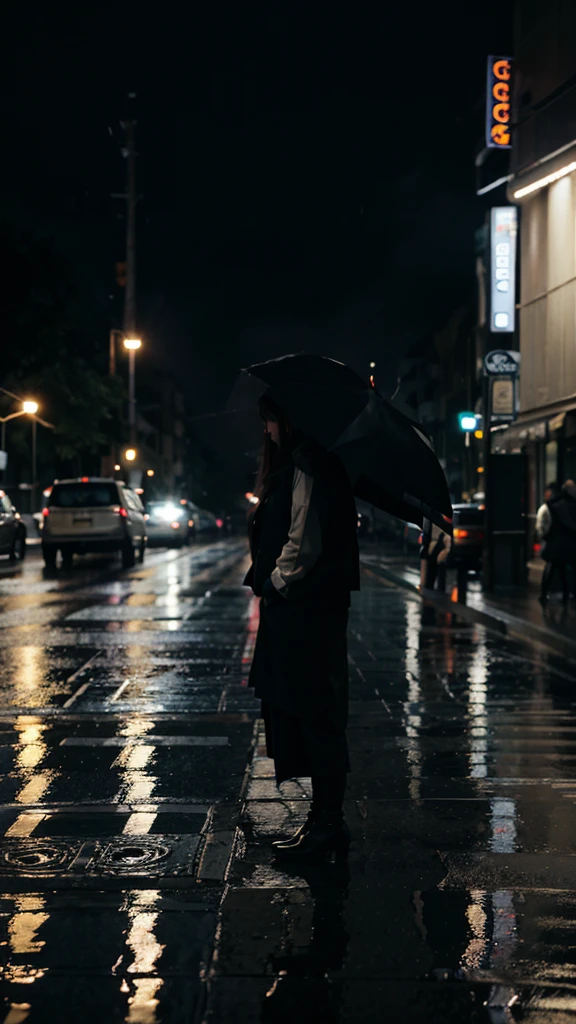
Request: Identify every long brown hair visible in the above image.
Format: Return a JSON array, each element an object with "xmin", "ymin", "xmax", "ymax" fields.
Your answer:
[{"xmin": 254, "ymin": 393, "xmax": 300, "ymax": 500}]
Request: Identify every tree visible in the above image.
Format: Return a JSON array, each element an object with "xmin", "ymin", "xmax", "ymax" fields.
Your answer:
[{"xmin": 0, "ymin": 223, "xmax": 122, "ymax": 476}]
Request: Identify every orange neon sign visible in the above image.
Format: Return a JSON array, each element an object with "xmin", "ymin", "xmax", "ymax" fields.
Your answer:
[{"xmin": 486, "ymin": 56, "xmax": 512, "ymax": 149}]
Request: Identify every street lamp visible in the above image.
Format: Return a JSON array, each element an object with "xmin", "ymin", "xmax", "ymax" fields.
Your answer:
[
  {"xmin": 0, "ymin": 400, "xmax": 42, "ymax": 495},
  {"xmin": 124, "ymin": 448, "xmax": 137, "ymax": 462},
  {"xmin": 146, "ymin": 469, "xmax": 154, "ymax": 477},
  {"xmin": 23, "ymin": 404, "xmax": 40, "ymax": 507},
  {"xmin": 123, "ymin": 337, "xmax": 142, "ymax": 443}
]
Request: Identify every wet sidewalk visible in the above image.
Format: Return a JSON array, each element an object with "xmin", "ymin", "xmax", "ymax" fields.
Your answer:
[
  {"xmin": 3, "ymin": 546, "xmax": 576, "ymax": 1021},
  {"xmin": 204, "ymin": 569, "xmax": 576, "ymax": 1022},
  {"xmin": 361, "ymin": 542, "xmax": 576, "ymax": 661}
]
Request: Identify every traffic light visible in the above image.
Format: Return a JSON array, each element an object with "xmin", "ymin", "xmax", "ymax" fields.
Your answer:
[{"xmin": 458, "ymin": 412, "xmax": 478, "ymax": 432}]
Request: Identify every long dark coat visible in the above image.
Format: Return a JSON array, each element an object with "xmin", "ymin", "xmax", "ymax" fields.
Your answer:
[
  {"xmin": 542, "ymin": 495, "xmax": 576, "ymax": 563},
  {"xmin": 245, "ymin": 442, "xmax": 359, "ymax": 733}
]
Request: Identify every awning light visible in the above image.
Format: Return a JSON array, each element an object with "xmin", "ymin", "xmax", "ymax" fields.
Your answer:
[{"xmin": 513, "ymin": 160, "xmax": 576, "ymax": 200}]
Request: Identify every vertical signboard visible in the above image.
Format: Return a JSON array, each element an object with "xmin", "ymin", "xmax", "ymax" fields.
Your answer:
[
  {"xmin": 490, "ymin": 207, "xmax": 517, "ymax": 333},
  {"xmin": 486, "ymin": 56, "xmax": 512, "ymax": 149},
  {"xmin": 484, "ymin": 350, "xmax": 521, "ymax": 424}
]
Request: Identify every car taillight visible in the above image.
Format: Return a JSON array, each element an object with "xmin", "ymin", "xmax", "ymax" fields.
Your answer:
[
  {"xmin": 42, "ymin": 507, "xmax": 50, "ymax": 518},
  {"xmin": 113, "ymin": 506, "xmax": 128, "ymax": 518},
  {"xmin": 454, "ymin": 528, "xmax": 469, "ymax": 539},
  {"xmin": 216, "ymin": 518, "xmax": 223, "ymax": 528}
]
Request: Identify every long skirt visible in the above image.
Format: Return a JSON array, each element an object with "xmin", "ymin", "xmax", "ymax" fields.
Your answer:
[
  {"xmin": 250, "ymin": 599, "xmax": 351, "ymax": 784},
  {"xmin": 261, "ymin": 700, "xmax": 350, "ymax": 785}
]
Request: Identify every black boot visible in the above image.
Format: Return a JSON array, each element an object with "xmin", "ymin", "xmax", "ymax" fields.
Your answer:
[{"xmin": 272, "ymin": 810, "xmax": 350, "ymax": 862}]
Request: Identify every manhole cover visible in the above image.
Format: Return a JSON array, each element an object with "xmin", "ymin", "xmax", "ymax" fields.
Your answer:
[
  {"xmin": 1, "ymin": 841, "xmax": 73, "ymax": 873},
  {"xmin": 94, "ymin": 838, "xmax": 172, "ymax": 872},
  {"xmin": 0, "ymin": 834, "xmax": 202, "ymax": 887}
]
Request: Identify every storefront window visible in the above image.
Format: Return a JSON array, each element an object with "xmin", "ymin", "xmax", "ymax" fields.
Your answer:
[{"xmin": 545, "ymin": 441, "xmax": 558, "ymax": 485}]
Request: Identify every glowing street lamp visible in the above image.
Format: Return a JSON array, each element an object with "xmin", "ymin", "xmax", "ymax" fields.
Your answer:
[
  {"xmin": 123, "ymin": 338, "xmax": 142, "ymax": 351},
  {"xmin": 124, "ymin": 448, "xmax": 137, "ymax": 462},
  {"xmin": 146, "ymin": 469, "xmax": 154, "ymax": 477},
  {"xmin": 1, "ymin": 400, "xmax": 40, "ymax": 493}
]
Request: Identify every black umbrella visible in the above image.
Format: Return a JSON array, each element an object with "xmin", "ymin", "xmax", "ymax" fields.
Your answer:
[{"xmin": 244, "ymin": 353, "xmax": 452, "ymax": 533}]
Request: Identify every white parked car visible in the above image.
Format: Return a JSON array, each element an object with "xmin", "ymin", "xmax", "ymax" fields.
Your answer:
[
  {"xmin": 145, "ymin": 500, "xmax": 188, "ymax": 548},
  {"xmin": 41, "ymin": 478, "xmax": 147, "ymax": 569}
]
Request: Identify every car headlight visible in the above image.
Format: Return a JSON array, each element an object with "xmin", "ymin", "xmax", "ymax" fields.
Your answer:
[{"xmin": 159, "ymin": 505, "xmax": 183, "ymax": 522}]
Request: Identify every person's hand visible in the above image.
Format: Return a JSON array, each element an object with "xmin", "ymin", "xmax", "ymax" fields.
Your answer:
[{"xmin": 262, "ymin": 576, "xmax": 283, "ymax": 606}]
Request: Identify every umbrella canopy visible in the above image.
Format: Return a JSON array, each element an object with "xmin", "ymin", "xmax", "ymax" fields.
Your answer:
[{"xmin": 244, "ymin": 353, "xmax": 452, "ymax": 533}]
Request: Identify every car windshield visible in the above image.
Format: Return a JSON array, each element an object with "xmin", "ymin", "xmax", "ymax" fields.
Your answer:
[{"xmin": 49, "ymin": 483, "xmax": 120, "ymax": 508}]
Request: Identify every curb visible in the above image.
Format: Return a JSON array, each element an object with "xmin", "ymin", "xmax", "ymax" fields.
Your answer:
[{"xmin": 363, "ymin": 560, "xmax": 576, "ymax": 663}]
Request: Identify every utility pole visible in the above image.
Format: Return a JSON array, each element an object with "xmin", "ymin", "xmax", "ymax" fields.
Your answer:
[
  {"xmin": 107, "ymin": 96, "xmax": 139, "ymax": 474},
  {"xmin": 109, "ymin": 329, "xmax": 122, "ymax": 377},
  {"xmin": 122, "ymin": 111, "xmax": 137, "ymax": 337},
  {"xmin": 32, "ymin": 418, "xmax": 37, "ymax": 513},
  {"xmin": 119, "ymin": 95, "xmax": 138, "ymax": 446}
]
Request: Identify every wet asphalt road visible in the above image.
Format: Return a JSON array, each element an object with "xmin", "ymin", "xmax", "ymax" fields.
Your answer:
[{"xmin": 3, "ymin": 544, "xmax": 576, "ymax": 1021}]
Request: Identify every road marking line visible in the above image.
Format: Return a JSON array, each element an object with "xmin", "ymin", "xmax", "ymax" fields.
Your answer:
[
  {"xmin": 62, "ymin": 682, "xmax": 91, "ymax": 709},
  {"xmin": 110, "ymin": 680, "xmax": 131, "ymax": 701},
  {"xmin": 62, "ymin": 650, "xmax": 103, "ymax": 708},
  {"xmin": 123, "ymin": 812, "xmax": 157, "ymax": 835},
  {"xmin": 59, "ymin": 735, "xmax": 229, "ymax": 747},
  {"xmin": 66, "ymin": 651, "xmax": 101, "ymax": 684},
  {"xmin": 5, "ymin": 811, "xmax": 46, "ymax": 837}
]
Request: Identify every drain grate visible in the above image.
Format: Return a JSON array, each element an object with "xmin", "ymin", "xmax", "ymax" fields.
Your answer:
[
  {"xmin": 93, "ymin": 837, "xmax": 172, "ymax": 872},
  {"xmin": 0, "ymin": 834, "xmax": 202, "ymax": 889},
  {"xmin": 1, "ymin": 839, "xmax": 81, "ymax": 874}
]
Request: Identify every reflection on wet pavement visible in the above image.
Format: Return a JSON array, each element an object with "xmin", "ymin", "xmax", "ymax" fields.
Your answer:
[
  {"xmin": 4, "ymin": 544, "xmax": 576, "ymax": 1020},
  {"xmin": 208, "ymin": 575, "xmax": 576, "ymax": 1022},
  {"xmin": 0, "ymin": 542, "xmax": 253, "ymax": 1022}
]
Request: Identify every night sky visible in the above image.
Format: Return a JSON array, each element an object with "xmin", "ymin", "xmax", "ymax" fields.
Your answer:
[{"xmin": 3, "ymin": 3, "xmax": 513, "ymax": 413}]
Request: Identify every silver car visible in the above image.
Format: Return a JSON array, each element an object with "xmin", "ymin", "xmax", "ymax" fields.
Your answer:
[{"xmin": 41, "ymin": 477, "xmax": 147, "ymax": 568}]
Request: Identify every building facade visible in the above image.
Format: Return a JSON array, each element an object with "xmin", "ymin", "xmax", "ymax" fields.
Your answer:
[{"xmin": 502, "ymin": 1, "xmax": 576, "ymax": 505}]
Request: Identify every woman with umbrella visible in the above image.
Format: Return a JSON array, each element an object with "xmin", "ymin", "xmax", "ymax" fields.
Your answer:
[
  {"xmin": 245, "ymin": 393, "xmax": 360, "ymax": 862},
  {"xmin": 242, "ymin": 354, "xmax": 452, "ymax": 862}
]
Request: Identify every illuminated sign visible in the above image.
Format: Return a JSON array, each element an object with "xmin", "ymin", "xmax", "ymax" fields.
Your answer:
[
  {"xmin": 486, "ymin": 56, "xmax": 512, "ymax": 149},
  {"xmin": 490, "ymin": 377, "xmax": 518, "ymax": 423},
  {"xmin": 490, "ymin": 207, "xmax": 517, "ymax": 333},
  {"xmin": 484, "ymin": 350, "xmax": 520, "ymax": 376}
]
